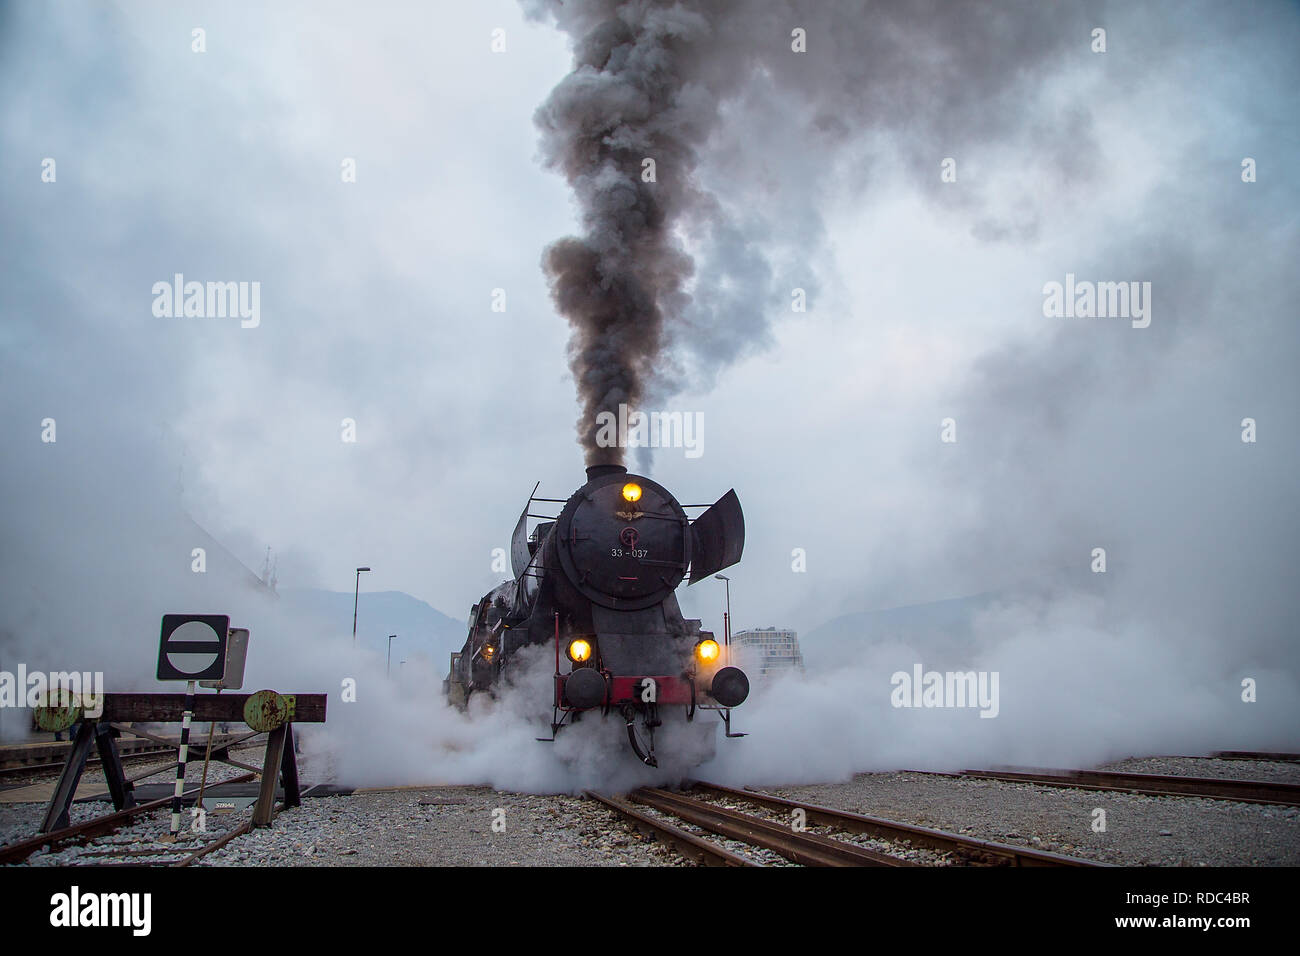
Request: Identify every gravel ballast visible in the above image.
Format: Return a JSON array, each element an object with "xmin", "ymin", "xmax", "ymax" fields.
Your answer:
[
  {"xmin": 4, "ymin": 752, "xmax": 1296, "ymax": 866},
  {"xmin": 1098, "ymin": 755, "xmax": 1300, "ymax": 785},
  {"xmin": 760, "ymin": 770, "xmax": 1300, "ymax": 866},
  {"xmin": 201, "ymin": 788, "xmax": 684, "ymax": 867}
]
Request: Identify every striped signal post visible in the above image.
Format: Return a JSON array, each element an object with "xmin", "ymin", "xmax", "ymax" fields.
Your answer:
[
  {"xmin": 155, "ymin": 615, "xmax": 235, "ymax": 839},
  {"xmin": 169, "ymin": 679, "xmax": 197, "ymax": 836}
]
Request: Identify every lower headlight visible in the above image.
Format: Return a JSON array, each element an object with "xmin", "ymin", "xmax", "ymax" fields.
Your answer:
[
  {"xmin": 709, "ymin": 666, "xmax": 750, "ymax": 707},
  {"xmin": 694, "ymin": 638, "xmax": 721, "ymax": 665},
  {"xmin": 567, "ymin": 638, "xmax": 592, "ymax": 663},
  {"xmin": 564, "ymin": 667, "xmax": 606, "ymax": 708}
]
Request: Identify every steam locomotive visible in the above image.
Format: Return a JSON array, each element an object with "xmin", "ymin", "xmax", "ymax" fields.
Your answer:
[{"xmin": 444, "ymin": 463, "xmax": 749, "ymax": 766}]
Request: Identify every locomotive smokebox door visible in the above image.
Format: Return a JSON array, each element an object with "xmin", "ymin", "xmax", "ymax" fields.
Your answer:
[{"xmin": 556, "ymin": 471, "xmax": 690, "ymax": 610}]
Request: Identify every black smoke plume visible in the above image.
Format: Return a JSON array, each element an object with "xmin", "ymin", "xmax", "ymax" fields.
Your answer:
[
  {"xmin": 533, "ymin": 4, "xmax": 716, "ymax": 465},
  {"xmin": 530, "ymin": 0, "xmax": 1105, "ymax": 465}
]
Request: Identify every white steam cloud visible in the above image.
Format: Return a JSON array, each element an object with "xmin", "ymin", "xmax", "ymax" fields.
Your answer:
[{"xmin": 2, "ymin": 1, "xmax": 1297, "ymax": 792}]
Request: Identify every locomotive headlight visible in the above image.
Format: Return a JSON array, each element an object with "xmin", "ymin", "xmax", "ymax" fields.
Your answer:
[
  {"xmin": 567, "ymin": 638, "xmax": 592, "ymax": 663},
  {"xmin": 694, "ymin": 638, "xmax": 721, "ymax": 665},
  {"xmin": 481, "ymin": 643, "xmax": 496, "ymax": 662},
  {"xmin": 621, "ymin": 482, "xmax": 642, "ymax": 503}
]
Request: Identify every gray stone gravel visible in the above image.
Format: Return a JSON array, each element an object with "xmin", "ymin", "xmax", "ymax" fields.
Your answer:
[
  {"xmin": 695, "ymin": 791, "xmax": 958, "ymax": 865},
  {"xmin": 200, "ymin": 788, "xmax": 686, "ymax": 867},
  {"xmin": 0, "ymin": 801, "xmax": 112, "ymax": 855},
  {"xmin": 1, "ymin": 748, "xmax": 271, "ymax": 864},
  {"xmin": 4, "ymin": 785, "xmax": 692, "ymax": 867},
  {"xmin": 760, "ymin": 771, "xmax": 1300, "ymax": 866},
  {"xmin": 625, "ymin": 799, "xmax": 793, "ymax": 865},
  {"xmin": 1098, "ymin": 755, "xmax": 1300, "ymax": 784},
  {"xmin": 6, "ymin": 752, "xmax": 1296, "ymax": 866}
]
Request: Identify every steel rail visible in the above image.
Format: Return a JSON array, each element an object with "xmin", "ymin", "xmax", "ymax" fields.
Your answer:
[
  {"xmin": 0, "ymin": 732, "xmax": 252, "ymax": 774},
  {"xmin": 953, "ymin": 768, "xmax": 1300, "ymax": 807},
  {"xmin": 0, "ymin": 771, "xmax": 257, "ymax": 865},
  {"xmin": 583, "ymin": 790, "xmax": 757, "ymax": 867},
  {"xmin": 1210, "ymin": 751, "xmax": 1300, "ymax": 764},
  {"xmin": 691, "ymin": 780, "xmax": 1103, "ymax": 867},
  {"xmin": 174, "ymin": 818, "xmax": 255, "ymax": 867},
  {"xmin": 0, "ymin": 744, "xmax": 182, "ymax": 775},
  {"xmin": 632, "ymin": 787, "xmax": 912, "ymax": 867}
]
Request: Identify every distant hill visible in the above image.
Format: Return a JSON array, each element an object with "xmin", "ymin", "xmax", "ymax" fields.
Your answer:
[
  {"xmin": 801, "ymin": 592, "xmax": 1000, "ymax": 669},
  {"xmin": 277, "ymin": 588, "xmax": 465, "ymax": 669}
]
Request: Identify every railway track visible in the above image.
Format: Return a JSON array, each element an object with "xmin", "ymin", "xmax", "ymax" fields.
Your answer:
[
  {"xmin": 0, "ymin": 772, "xmax": 258, "ymax": 866},
  {"xmin": 587, "ymin": 782, "xmax": 1102, "ymax": 867},
  {"xmin": 0, "ymin": 732, "xmax": 252, "ymax": 777},
  {"xmin": 1211, "ymin": 751, "xmax": 1300, "ymax": 764},
  {"xmin": 2, "ymin": 746, "xmax": 179, "ymax": 779},
  {"xmin": 583, "ymin": 790, "xmax": 756, "ymax": 866},
  {"xmin": 950, "ymin": 767, "xmax": 1300, "ymax": 806}
]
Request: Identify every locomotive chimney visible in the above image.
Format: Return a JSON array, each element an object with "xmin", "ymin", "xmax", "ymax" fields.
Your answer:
[{"xmin": 585, "ymin": 464, "xmax": 628, "ymax": 481}]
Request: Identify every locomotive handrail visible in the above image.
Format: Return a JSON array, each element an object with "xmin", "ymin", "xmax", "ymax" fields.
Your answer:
[{"xmin": 630, "ymin": 509, "xmax": 689, "ymax": 522}]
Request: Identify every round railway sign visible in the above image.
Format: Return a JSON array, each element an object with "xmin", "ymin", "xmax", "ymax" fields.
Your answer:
[
  {"xmin": 157, "ymin": 613, "xmax": 230, "ymax": 681},
  {"xmin": 32, "ymin": 694, "xmax": 81, "ymax": 732},
  {"xmin": 243, "ymin": 689, "xmax": 290, "ymax": 732}
]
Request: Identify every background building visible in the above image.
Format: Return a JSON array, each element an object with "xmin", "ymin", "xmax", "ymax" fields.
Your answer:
[{"xmin": 732, "ymin": 627, "xmax": 803, "ymax": 678}]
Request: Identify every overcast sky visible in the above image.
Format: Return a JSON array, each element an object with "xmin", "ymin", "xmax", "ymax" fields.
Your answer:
[{"xmin": 2, "ymin": 0, "xmax": 1297, "ymax": 751}]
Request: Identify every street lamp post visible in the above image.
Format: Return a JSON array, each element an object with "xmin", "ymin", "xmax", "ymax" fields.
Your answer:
[
  {"xmin": 715, "ymin": 574, "xmax": 731, "ymax": 646},
  {"xmin": 352, "ymin": 566, "xmax": 371, "ymax": 645},
  {"xmin": 387, "ymin": 635, "xmax": 396, "ymax": 676}
]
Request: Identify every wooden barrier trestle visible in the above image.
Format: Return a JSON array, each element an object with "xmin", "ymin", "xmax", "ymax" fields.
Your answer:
[{"xmin": 37, "ymin": 692, "xmax": 327, "ymax": 835}]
